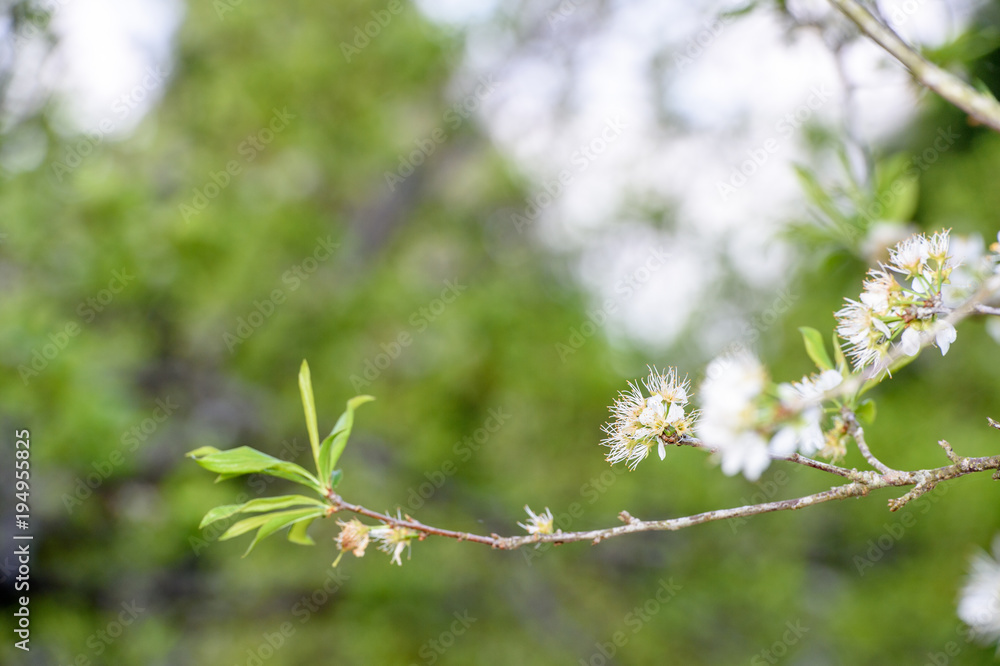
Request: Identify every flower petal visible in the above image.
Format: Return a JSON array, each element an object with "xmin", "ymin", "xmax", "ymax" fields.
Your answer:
[
  {"xmin": 666, "ymin": 402, "xmax": 685, "ymax": 423},
  {"xmin": 899, "ymin": 327, "xmax": 921, "ymax": 356},
  {"xmin": 935, "ymin": 322, "xmax": 957, "ymax": 355}
]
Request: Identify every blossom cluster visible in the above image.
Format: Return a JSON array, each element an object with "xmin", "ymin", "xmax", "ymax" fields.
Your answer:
[
  {"xmin": 695, "ymin": 352, "xmax": 842, "ymax": 481},
  {"xmin": 601, "ymin": 367, "xmax": 698, "ymax": 470},
  {"xmin": 835, "ymin": 230, "xmax": 958, "ymax": 373},
  {"xmin": 334, "ymin": 515, "xmax": 418, "ymax": 567}
]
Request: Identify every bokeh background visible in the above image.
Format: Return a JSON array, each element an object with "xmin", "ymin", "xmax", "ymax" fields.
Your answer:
[{"xmin": 2, "ymin": 0, "xmax": 1000, "ymax": 663}]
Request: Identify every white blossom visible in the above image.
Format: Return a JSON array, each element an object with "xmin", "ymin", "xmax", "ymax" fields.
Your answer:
[
  {"xmin": 769, "ymin": 411, "xmax": 823, "ymax": 457},
  {"xmin": 900, "ymin": 321, "xmax": 956, "ymax": 357},
  {"xmin": 836, "ymin": 300, "xmax": 890, "ymax": 372},
  {"xmin": 958, "ymin": 536, "xmax": 1000, "ymax": 647},
  {"xmin": 859, "ymin": 269, "xmax": 898, "ymax": 313},
  {"xmin": 602, "ymin": 367, "xmax": 696, "ymax": 470},
  {"xmin": 719, "ymin": 431, "xmax": 771, "ymax": 481},
  {"xmin": 942, "ymin": 233, "xmax": 984, "ymax": 306},
  {"xmin": 697, "ymin": 353, "xmax": 770, "ymax": 481},
  {"xmin": 370, "ymin": 516, "xmax": 417, "ymax": 566},
  {"xmin": 837, "ymin": 230, "xmax": 960, "ymax": 371},
  {"xmin": 888, "ymin": 233, "xmax": 930, "ymax": 276},
  {"xmin": 518, "ymin": 506, "xmax": 555, "ymax": 535},
  {"xmin": 770, "ymin": 370, "xmax": 841, "ymax": 457}
]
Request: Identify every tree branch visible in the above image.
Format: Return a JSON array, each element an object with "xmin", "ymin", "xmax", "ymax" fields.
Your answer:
[
  {"xmin": 826, "ymin": 0, "xmax": 1000, "ymax": 133},
  {"xmin": 327, "ymin": 442, "xmax": 1000, "ymax": 553},
  {"xmin": 841, "ymin": 406, "xmax": 902, "ymax": 477}
]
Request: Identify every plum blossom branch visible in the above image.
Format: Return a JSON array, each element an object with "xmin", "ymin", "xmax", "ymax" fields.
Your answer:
[
  {"xmin": 327, "ymin": 429, "xmax": 1000, "ymax": 558},
  {"xmin": 826, "ymin": 0, "xmax": 1000, "ymax": 133}
]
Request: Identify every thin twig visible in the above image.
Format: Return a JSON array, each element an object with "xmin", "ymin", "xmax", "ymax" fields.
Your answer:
[
  {"xmin": 826, "ymin": 0, "xmax": 1000, "ymax": 132},
  {"xmin": 670, "ymin": 435, "xmax": 856, "ymax": 479},
  {"xmin": 327, "ymin": 448, "xmax": 1000, "ymax": 551},
  {"xmin": 842, "ymin": 406, "xmax": 900, "ymax": 476},
  {"xmin": 974, "ymin": 304, "xmax": 1000, "ymax": 316}
]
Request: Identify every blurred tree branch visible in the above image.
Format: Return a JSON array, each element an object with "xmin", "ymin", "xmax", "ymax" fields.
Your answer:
[{"xmin": 827, "ymin": 0, "xmax": 1000, "ymax": 132}]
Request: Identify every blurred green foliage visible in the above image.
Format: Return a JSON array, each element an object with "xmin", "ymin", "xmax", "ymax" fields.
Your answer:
[{"xmin": 2, "ymin": 1, "xmax": 1000, "ymax": 665}]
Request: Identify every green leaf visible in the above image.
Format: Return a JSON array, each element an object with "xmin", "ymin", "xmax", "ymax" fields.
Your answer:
[
  {"xmin": 856, "ymin": 399, "xmax": 877, "ymax": 424},
  {"xmin": 329, "ymin": 469, "xmax": 343, "ymax": 489},
  {"xmin": 318, "ymin": 395, "xmax": 375, "ymax": 484},
  {"xmin": 800, "ymin": 327, "xmax": 834, "ymax": 371},
  {"xmin": 199, "ymin": 495, "xmax": 328, "ymax": 529},
  {"xmin": 299, "ymin": 360, "xmax": 321, "ymax": 475},
  {"xmin": 220, "ymin": 507, "xmax": 322, "ymax": 542},
  {"xmin": 186, "ymin": 446, "xmax": 221, "ymax": 458},
  {"xmin": 199, "ymin": 504, "xmax": 245, "ymax": 529},
  {"xmin": 793, "ymin": 164, "xmax": 845, "ymax": 224},
  {"xmin": 287, "ymin": 517, "xmax": 319, "ymax": 545},
  {"xmin": 188, "ymin": 446, "xmax": 322, "ymax": 492},
  {"xmin": 219, "ymin": 512, "xmax": 290, "ymax": 540},
  {"xmin": 832, "ymin": 331, "xmax": 847, "ymax": 372},
  {"xmin": 241, "ymin": 508, "xmax": 326, "ymax": 557}
]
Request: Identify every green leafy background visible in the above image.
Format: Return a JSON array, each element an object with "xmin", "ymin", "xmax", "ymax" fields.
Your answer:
[{"xmin": 2, "ymin": 1, "xmax": 1000, "ymax": 664}]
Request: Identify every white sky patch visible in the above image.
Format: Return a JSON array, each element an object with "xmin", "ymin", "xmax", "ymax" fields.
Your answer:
[
  {"xmin": 46, "ymin": 0, "xmax": 183, "ymax": 136},
  {"xmin": 411, "ymin": 0, "xmax": 500, "ymax": 26},
  {"xmin": 449, "ymin": 0, "xmax": 976, "ymax": 352}
]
